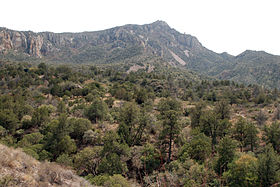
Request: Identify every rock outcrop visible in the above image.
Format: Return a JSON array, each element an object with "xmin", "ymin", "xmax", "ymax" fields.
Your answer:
[{"xmin": 0, "ymin": 21, "xmax": 205, "ymax": 64}]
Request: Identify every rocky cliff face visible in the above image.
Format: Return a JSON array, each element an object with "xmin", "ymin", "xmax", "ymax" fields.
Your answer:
[
  {"xmin": 0, "ymin": 29, "xmax": 41, "ymax": 57},
  {"xmin": 0, "ymin": 21, "xmax": 206, "ymax": 64}
]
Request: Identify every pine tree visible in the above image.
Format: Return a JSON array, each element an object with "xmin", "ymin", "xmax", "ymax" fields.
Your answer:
[{"xmin": 158, "ymin": 97, "xmax": 182, "ymax": 163}]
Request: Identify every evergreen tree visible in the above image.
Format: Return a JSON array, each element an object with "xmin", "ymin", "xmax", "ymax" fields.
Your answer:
[
  {"xmin": 263, "ymin": 122, "xmax": 280, "ymax": 153},
  {"xmin": 199, "ymin": 109, "xmax": 232, "ymax": 151},
  {"xmin": 0, "ymin": 109, "xmax": 19, "ymax": 134},
  {"xmin": 179, "ymin": 129, "xmax": 211, "ymax": 163},
  {"xmin": 68, "ymin": 117, "xmax": 92, "ymax": 142},
  {"xmin": 158, "ymin": 97, "xmax": 182, "ymax": 163},
  {"xmin": 257, "ymin": 144, "xmax": 280, "ymax": 186},
  {"xmin": 117, "ymin": 102, "xmax": 140, "ymax": 146},
  {"xmin": 245, "ymin": 122, "xmax": 259, "ymax": 152},
  {"xmin": 44, "ymin": 114, "xmax": 76, "ymax": 159},
  {"xmin": 214, "ymin": 100, "xmax": 230, "ymax": 120},
  {"xmin": 98, "ymin": 131, "xmax": 129, "ymax": 175},
  {"xmin": 190, "ymin": 102, "xmax": 204, "ymax": 128},
  {"xmin": 233, "ymin": 117, "xmax": 247, "ymax": 152},
  {"xmin": 85, "ymin": 97, "xmax": 108, "ymax": 123},
  {"xmin": 216, "ymin": 136, "xmax": 237, "ymax": 174}
]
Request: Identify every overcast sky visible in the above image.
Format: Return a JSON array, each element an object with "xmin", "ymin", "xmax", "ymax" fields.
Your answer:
[{"xmin": 1, "ymin": 0, "xmax": 279, "ymax": 56}]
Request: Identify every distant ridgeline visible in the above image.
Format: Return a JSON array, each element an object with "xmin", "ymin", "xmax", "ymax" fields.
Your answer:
[{"xmin": 1, "ymin": 21, "xmax": 280, "ymax": 89}]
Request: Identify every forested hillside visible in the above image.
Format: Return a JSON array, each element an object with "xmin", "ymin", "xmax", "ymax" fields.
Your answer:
[{"xmin": 1, "ymin": 61, "xmax": 280, "ymax": 186}]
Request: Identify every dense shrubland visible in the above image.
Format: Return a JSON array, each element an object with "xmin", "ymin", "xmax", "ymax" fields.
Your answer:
[{"xmin": 0, "ymin": 61, "xmax": 280, "ymax": 186}]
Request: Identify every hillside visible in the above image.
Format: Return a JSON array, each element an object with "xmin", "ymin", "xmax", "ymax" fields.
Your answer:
[
  {"xmin": 217, "ymin": 50, "xmax": 280, "ymax": 89},
  {"xmin": 0, "ymin": 61, "xmax": 280, "ymax": 186},
  {"xmin": 0, "ymin": 144, "xmax": 93, "ymax": 187}
]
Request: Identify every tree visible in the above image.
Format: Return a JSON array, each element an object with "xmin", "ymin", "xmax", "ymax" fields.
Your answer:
[
  {"xmin": 199, "ymin": 110, "xmax": 231, "ymax": 151},
  {"xmin": 158, "ymin": 97, "xmax": 182, "ymax": 163},
  {"xmin": 199, "ymin": 110, "xmax": 222, "ymax": 150},
  {"xmin": 179, "ymin": 130, "xmax": 211, "ymax": 163},
  {"xmin": 74, "ymin": 146, "xmax": 102, "ymax": 176},
  {"xmin": 56, "ymin": 135, "xmax": 76, "ymax": 155},
  {"xmin": 57, "ymin": 100, "xmax": 66, "ymax": 113},
  {"xmin": 50, "ymin": 84, "xmax": 64, "ymax": 97},
  {"xmin": 245, "ymin": 122, "xmax": 259, "ymax": 152},
  {"xmin": 225, "ymin": 154, "xmax": 258, "ymax": 187},
  {"xmin": 118, "ymin": 102, "xmax": 149, "ymax": 146},
  {"xmin": 30, "ymin": 105, "xmax": 53, "ymax": 128},
  {"xmin": 103, "ymin": 174, "xmax": 131, "ymax": 187},
  {"xmin": 214, "ymin": 100, "xmax": 230, "ymax": 120},
  {"xmin": 216, "ymin": 136, "xmax": 237, "ymax": 174},
  {"xmin": 233, "ymin": 117, "xmax": 247, "ymax": 152},
  {"xmin": 134, "ymin": 88, "xmax": 148, "ymax": 104},
  {"xmin": 117, "ymin": 102, "xmax": 140, "ymax": 146},
  {"xmin": 18, "ymin": 132, "xmax": 44, "ymax": 147},
  {"xmin": 68, "ymin": 117, "xmax": 91, "ymax": 141},
  {"xmin": 87, "ymin": 174, "xmax": 131, "ymax": 187},
  {"xmin": 38, "ymin": 62, "xmax": 47, "ymax": 74},
  {"xmin": 85, "ymin": 97, "xmax": 108, "ymax": 123},
  {"xmin": 272, "ymin": 88, "xmax": 279, "ymax": 101},
  {"xmin": 56, "ymin": 153, "xmax": 73, "ymax": 166},
  {"xmin": 98, "ymin": 131, "xmax": 129, "ymax": 175},
  {"xmin": 140, "ymin": 143, "xmax": 161, "ymax": 174},
  {"xmin": 263, "ymin": 122, "xmax": 280, "ymax": 153},
  {"xmin": 190, "ymin": 102, "xmax": 204, "ymax": 128},
  {"xmin": 0, "ymin": 109, "xmax": 19, "ymax": 133},
  {"xmin": 44, "ymin": 114, "xmax": 76, "ymax": 159},
  {"xmin": 257, "ymin": 144, "xmax": 280, "ymax": 187},
  {"xmin": 254, "ymin": 92, "xmax": 266, "ymax": 104}
]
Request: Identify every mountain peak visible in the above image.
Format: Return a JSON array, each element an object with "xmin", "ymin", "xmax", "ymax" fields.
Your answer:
[
  {"xmin": 236, "ymin": 50, "xmax": 273, "ymax": 59},
  {"xmin": 150, "ymin": 20, "xmax": 170, "ymax": 28},
  {"xmin": 152, "ymin": 20, "xmax": 168, "ymax": 25}
]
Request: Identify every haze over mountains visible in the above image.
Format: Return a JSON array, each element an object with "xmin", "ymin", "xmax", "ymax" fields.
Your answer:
[{"xmin": 1, "ymin": 20, "xmax": 280, "ymax": 89}]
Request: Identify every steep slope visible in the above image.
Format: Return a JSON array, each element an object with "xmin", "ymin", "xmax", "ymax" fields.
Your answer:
[
  {"xmin": 0, "ymin": 21, "xmax": 230, "ymax": 67},
  {"xmin": 0, "ymin": 144, "xmax": 93, "ymax": 187}
]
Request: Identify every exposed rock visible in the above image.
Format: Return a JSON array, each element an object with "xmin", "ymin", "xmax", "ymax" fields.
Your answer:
[
  {"xmin": 169, "ymin": 50, "xmax": 186, "ymax": 65},
  {"xmin": 28, "ymin": 35, "xmax": 43, "ymax": 57},
  {"xmin": 0, "ymin": 30, "xmax": 13, "ymax": 51},
  {"xmin": 0, "ymin": 21, "xmax": 203, "ymax": 64},
  {"xmin": 184, "ymin": 49, "xmax": 190, "ymax": 57},
  {"xmin": 127, "ymin": 64, "xmax": 146, "ymax": 73}
]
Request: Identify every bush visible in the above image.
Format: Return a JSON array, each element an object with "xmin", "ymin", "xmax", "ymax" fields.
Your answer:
[
  {"xmin": 56, "ymin": 154, "xmax": 73, "ymax": 166},
  {"xmin": 86, "ymin": 174, "xmax": 131, "ymax": 187},
  {"xmin": 85, "ymin": 97, "xmax": 109, "ymax": 123}
]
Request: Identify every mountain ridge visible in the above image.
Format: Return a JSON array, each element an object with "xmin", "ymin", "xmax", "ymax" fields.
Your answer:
[{"xmin": 1, "ymin": 21, "xmax": 280, "ymax": 89}]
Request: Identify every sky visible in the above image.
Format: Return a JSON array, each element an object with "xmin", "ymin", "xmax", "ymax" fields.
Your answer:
[{"xmin": 1, "ymin": 0, "xmax": 279, "ymax": 56}]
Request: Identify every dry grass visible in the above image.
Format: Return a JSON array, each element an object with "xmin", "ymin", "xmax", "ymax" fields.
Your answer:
[{"xmin": 0, "ymin": 144, "xmax": 94, "ymax": 187}]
